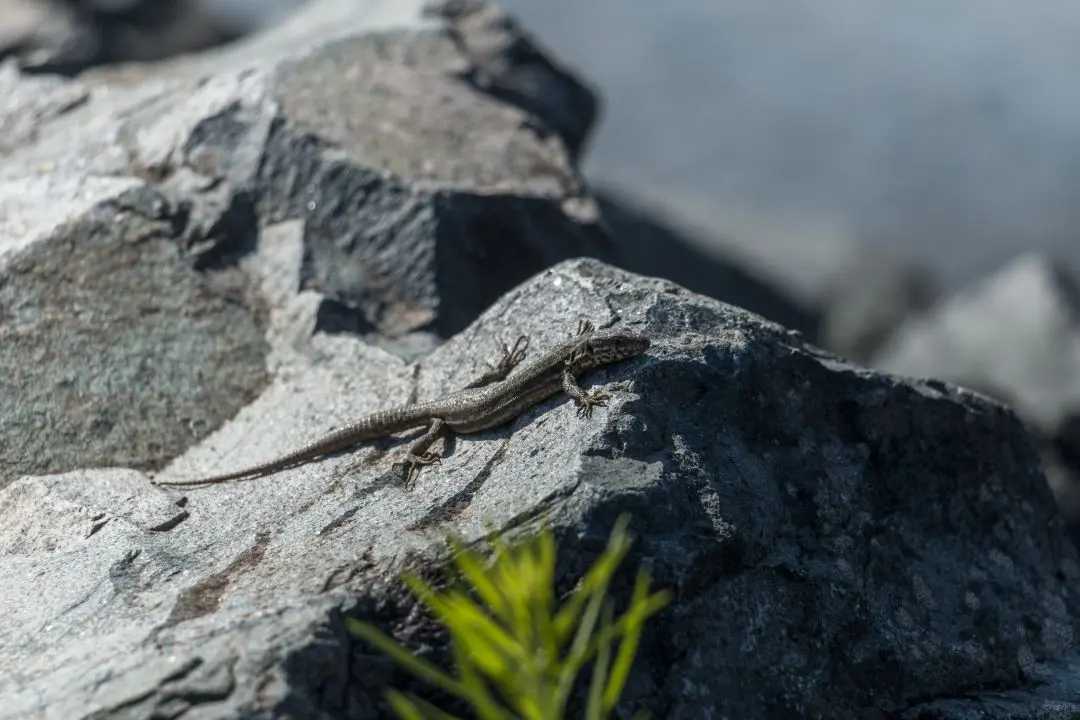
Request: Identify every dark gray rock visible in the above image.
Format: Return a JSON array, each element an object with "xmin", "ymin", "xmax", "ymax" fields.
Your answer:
[
  {"xmin": 899, "ymin": 654, "xmax": 1080, "ymax": 718},
  {"xmin": 115, "ymin": 0, "xmax": 611, "ymax": 340},
  {"xmin": 427, "ymin": 0, "xmax": 600, "ymax": 163},
  {"xmin": 874, "ymin": 253, "xmax": 1080, "ymax": 541},
  {"xmin": 0, "ymin": 185, "xmax": 269, "ymax": 487},
  {"xmin": 3, "ymin": 259, "xmax": 1077, "ymax": 719}
]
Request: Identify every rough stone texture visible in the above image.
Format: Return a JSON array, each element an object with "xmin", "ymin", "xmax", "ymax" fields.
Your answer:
[
  {"xmin": 2, "ymin": 0, "xmax": 1080, "ymax": 717},
  {"xmin": 900, "ymin": 660, "xmax": 1080, "ymax": 720},
  {"xmin": 0, "ymin": 185, "xmax": 268, "ymax": 487},
  {"xmin": 0, "ymin": 0, "xmax": 608, "ymax": 486},
  {"xmin": 3, "ymin": 259, "xmax": 1079, "ymax": 719},
  {"xmin": 113, "ymin": 0, "xmax": 610, "ymax": 341},
  {"xmin": 875, "ymin": 254, "xmax": 1080, "ymax": 542},
  {"xmin": 0, "ymin": 61, "xmax": 90, "ymax": 154}
]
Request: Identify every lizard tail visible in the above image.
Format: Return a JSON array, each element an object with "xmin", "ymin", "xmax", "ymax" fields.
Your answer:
[{"xmin": 154, "ymin": 403, "xmax": 434, "ymax": 487}]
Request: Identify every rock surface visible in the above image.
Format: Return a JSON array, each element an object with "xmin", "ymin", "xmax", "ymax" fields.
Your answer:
[
  {"xmin": 3, "ymin": 259, "xmax": 1079, "ymax": 718},
  {"xmin": 2, "ymin": 0, "xmax": 1080, "ymax": 718},
  {"xmin": 875, "ymin": 253, "xmax": 1080, "ymax": 543},
  {"xmin": 0, "ymin": 0, "xmax": 238, "ymax": 75},
  {"xmin": 0, "ymin": 0, "xmax": 610, "ymax": 486},
  {"xmin": 875, "ymin": 254, "xmax": 1080, "ymax": 432}
]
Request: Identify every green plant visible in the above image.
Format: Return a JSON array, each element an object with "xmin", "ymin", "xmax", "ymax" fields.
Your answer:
[{"xmin": 348, "ymin": 514, "xmax": 672, "ymax": 720}]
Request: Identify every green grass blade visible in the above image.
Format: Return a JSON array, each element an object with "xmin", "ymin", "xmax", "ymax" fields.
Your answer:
[
  {"xmin": 589, "ymin": 587, "xmax": 673, "ymax": 655},
  {"xmin": 447, "ymin": 538, "xmax": 512, "ymax": 623},
  {"xmin": 450, "ymin": 637, "xmax": 516, "ymax": 720},
  {"xmin": 552, "ymin": 516, "xmax": 632, "ymax": 641},
  {"xmin": 355, "ymin": 513, "xmax": 665, "ymax": 720},
  {"xmin": 393, "ymin": 693, "xmax": 467, "ymax": 720},
  {"xmin": 553, "ymin": 562, "xmax": 612, "ymax": 709},
  {"xmin": 533, "ymin": 531, "xmax": 560, "ymax": 664},
  {"xmin": 427, "ymin": 596, "xmax": 525, "ymax": 679},
  {"xmin": 586, "ymin": 600, "xmax": 615, "ymax": 720},
  {"xmin": 602, "ymin": 570, "xmax": 658, "ymax": 709},
  {"xmin": 385, "ymin": 691, "xmax": 429, "ymax": 720},
  {"xmin": 404, "ymin": 576, "xmax": 524, "ymax": 666}
]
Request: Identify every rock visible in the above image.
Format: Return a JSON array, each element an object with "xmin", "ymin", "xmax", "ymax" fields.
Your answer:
[
  {"xmin": 874, "ymin": 253, "xmax": 1080, "ymax": 541},
  {"xmin": 819, "ymin": 244, "xmax": 939, "ymax": 364},
  {"xmin": 594, "ymin": 183, "xmax": 820, "ymax": 342},
  {"xmin": 874, "ymin": 254, "xmax": 1080, "ymax": 432},
  {"xmin": 2, "ymin": 0, "xmax": 1078, "ymax": 715},
  {"xmin": 593, "ymin": 185, "xmax": 938, "ymax": 366},
  {"xmin": 0, "ymin": 0, "xmax": 239, "ymax": 75},
  {"xmin": 0, "ymin": 0, "xmax": 607, "ymax": 485},
  {"xmin": 0, "ymin": 184, "xmax": 270, "ymax": 488},
  {"xmin": 3, "ymin": 258, "xmax": 1078, "ymax": 718}
]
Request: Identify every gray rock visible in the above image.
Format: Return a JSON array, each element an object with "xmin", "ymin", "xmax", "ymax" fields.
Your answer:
[
  {"xmin": 119, "ymin": 0, "xmax": 609, "ymax": 340},
  {"xmin": 819, "ymin": 243, "xmax": 939, "ymax": 364},
  {"xmin": 0, "ymin": 185, "xmax": 270, "ymax": 488},
  {"xmin": 593, "ymin": 182, "xmax": 939, "ymax": 367},
  {"xmin": 2, "ymin": 0, "xmax": 1077, "ymax": 716},
  {"xmin": 874, "ymin": 253, "xmax": 1080, "ymax": 433},
  {"xmin": 899, "ymin": 655, "xmax": 1080, "ymax": 718},
  {"xmin": 0, "ymin": 0, "xmax": 238, "ymax": 74},
  {"xmin": 594, "ymin": 183, "xmax": 820, "ymax": 342},
  {"xmin": 874, "ymin": 254, "xmax": 1080, "ymax": 540},
  {"xmin": 3, "ymin": 258, "xmax": 1077, "ymax": 718},
  {"xmin": 0, "ymin": 0, "xmax": 607, "ymax": 485}
]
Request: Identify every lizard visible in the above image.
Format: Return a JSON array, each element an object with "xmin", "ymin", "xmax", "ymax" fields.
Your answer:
[{"xmin": 153, "ymin": 320, "xmax": 650, "ymax": 489}]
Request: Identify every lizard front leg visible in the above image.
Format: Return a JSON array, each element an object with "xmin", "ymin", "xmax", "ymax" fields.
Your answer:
[
  {"xmin": 562, "ymin": 366, "xmax": 609, "ymax": 419},
  {"xmin": 402, "ymin": 418, "xmax": 448, "ymax": 489}
]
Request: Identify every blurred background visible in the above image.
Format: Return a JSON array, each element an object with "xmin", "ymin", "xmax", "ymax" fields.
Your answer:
[
  {"xmin": 6, "ymin": 0, "xmax": 1080, "ymax": 535},
  {"xmin": 509, "ymin": 0, "xmax": 1080, "ymax": 292},
  {"xmin": 8, "ymin": 0, "xmax": 1080, "ymax": 295}
]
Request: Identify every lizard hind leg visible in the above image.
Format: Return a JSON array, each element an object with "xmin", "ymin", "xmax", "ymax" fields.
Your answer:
[
  {"xmin": 403, "ymin": 452, "xmax": 441, "ymax": 490},
  {"xmin": 402, "ymin": 418, "xmax": 448, "ymax": 489}
]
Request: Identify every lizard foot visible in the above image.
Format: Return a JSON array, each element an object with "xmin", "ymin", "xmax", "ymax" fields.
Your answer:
[
  {"xmin": 469, "ymin": 335, "xmax": 530, "ymax": 388},
  {"xmin": 575, "ymin": 388, "xmax": 609, "ymax": 419},
  {"xmin": 575, "ymin": 319, "xmax": 596, "ymax": 337},
  {"xmin": 492, "ymin": 335, "xmax": 529, "ymax": 375},
  {"xmin": 403, "ymin": 451, "xmax": 442, "ymax": 489}
]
